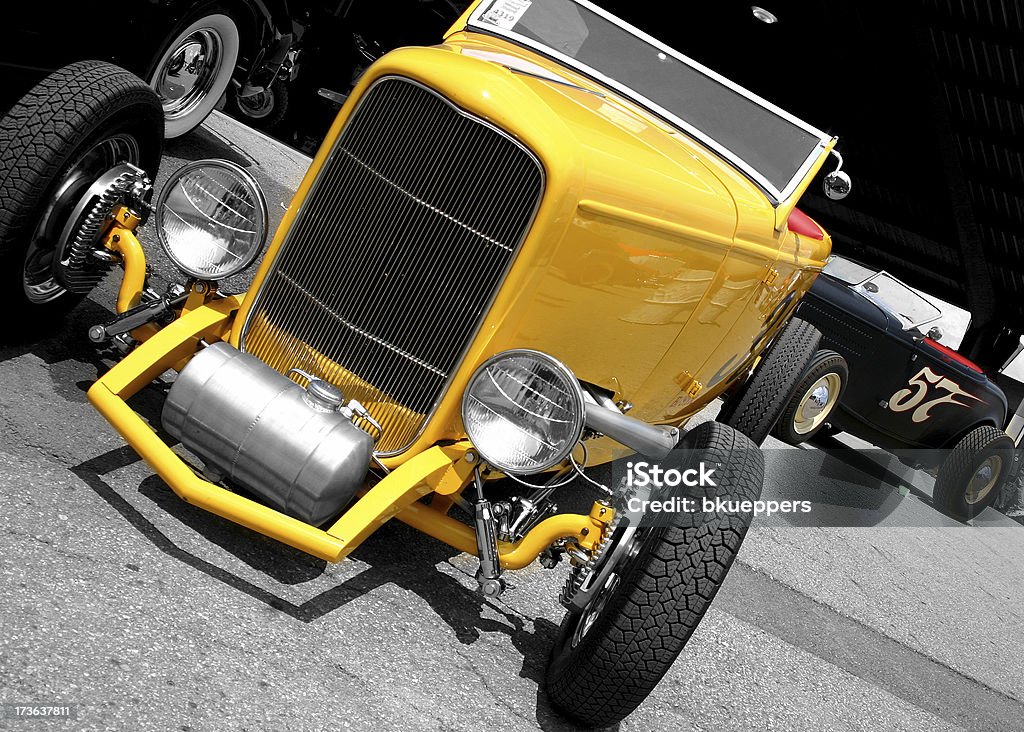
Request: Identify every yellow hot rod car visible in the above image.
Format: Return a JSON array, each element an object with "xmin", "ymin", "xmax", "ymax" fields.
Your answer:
[{"xmin": 0, "ymin": 0, "xmax": 849, "ymax": 725}]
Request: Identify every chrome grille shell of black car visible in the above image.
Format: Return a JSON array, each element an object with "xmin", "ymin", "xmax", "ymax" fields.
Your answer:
[{"xmin": 240, "ymin": 77, "xmax": 545, "ymax": 455}]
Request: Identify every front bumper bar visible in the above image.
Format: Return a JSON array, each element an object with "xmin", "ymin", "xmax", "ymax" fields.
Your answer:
[{"xmin": 87, "ymin": 300, "xmax": 601, "ymax": 566}]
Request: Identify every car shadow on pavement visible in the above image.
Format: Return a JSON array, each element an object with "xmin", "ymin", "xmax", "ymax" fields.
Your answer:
[
  {"xmin": 0, "ymin": 299, "xmax": 116, "ymax": 402},
  {"xmin": 757, "ymin": 438, "xmax": 953, "ymax": 527},
  {"xmin": 74, "ymin": 444, "xmax": 477, "ymax": 621},
  {"xmin": 70, "ymin": 443, "xmax": 594, "ymax": 729}
]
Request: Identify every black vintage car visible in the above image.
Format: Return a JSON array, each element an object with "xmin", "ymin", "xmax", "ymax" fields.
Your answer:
[
  {"xmin": 1, "ymin": 1, "xmax": 306, "ymax": 138},
  {"xmin": 774, "ymin": 256, "xmax": 1022, "ymax": 519},
  {"xmin": 243, "ymin": 0, "xmax": 469, "ymax": 147}
]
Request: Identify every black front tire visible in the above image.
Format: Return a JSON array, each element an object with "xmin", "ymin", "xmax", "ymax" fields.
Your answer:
[
  {"xmin": 933, "ymin": 425, "xmax": 1014, "ymax": 520},
  {"xmin": 772, "ymin": 349, "xmax": 849, "ymax": 445},
  {"xmin": 718, "ymin": 317, "xmax": 822, "ymax": 445},
  {"xmin": 545, "ymin": 422, "xmax": 764, "ymax": 727},
  {"xmin": 0, "ymin": 61, "xmax": 163, "ymax": 338}
]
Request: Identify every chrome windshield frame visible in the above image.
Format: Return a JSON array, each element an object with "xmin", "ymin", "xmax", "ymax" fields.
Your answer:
[{"xmin": 467, "ymin": 0, "xmax": 835, "ymax": 204}]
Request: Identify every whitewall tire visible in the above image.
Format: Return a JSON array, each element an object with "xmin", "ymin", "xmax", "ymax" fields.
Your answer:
[{"xmin": 148, "ymin": 12, "xmax": 240, "ymax": 139}]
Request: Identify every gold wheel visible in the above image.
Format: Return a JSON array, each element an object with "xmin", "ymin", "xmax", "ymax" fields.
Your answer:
[
  {"xmin": 792, "ymin": 372, "xmax": 841, "ymax": 436},
  {"xmin": 964, "ymin": 455, "xmax": 1003, "ymax": 505}
]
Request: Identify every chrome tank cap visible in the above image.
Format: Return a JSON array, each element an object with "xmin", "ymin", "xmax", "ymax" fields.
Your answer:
[{"xmin": 289, "ymin": 369, "xmax": 344, "ymax": 411}]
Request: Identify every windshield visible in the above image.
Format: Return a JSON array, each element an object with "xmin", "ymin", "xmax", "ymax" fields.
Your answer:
[
  {"xmin": 467, "ymin": 0, "xmax": 833, "ymax": 202},
  {"xmin": 823, "ymin": 256, "xmax": 876, "ymax": 285},
  {"xmin": 857, "ymin": 273, "xmax": 942, "ymax": 330},
  {"xmin": 824, "ymin": 256, "xmax": 970, "ymax": 342}
]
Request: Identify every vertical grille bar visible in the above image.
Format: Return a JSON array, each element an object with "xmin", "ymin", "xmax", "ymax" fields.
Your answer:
[{"xmin": 240, "ymin": 77, "xmax": 545, "ymax": 454}]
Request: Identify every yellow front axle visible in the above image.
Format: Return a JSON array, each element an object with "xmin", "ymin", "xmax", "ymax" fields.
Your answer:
[
  {"xmin": 89, "ymin": 212, "xmax": 614, "ymax": 567},
  {"xmin": 87, "ymin": 297, "xmax": 612, "ymax": 566}
]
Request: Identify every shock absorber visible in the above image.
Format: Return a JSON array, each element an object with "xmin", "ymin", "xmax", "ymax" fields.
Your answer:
[{"xmin": 472, "ymin": 468, "xmax": 505, "ymax": 599}]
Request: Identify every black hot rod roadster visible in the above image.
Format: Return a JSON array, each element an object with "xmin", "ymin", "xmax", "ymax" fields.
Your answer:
[{"xmin": 773, "ymin": 256, "xmax": 1023, "ymax": 519}]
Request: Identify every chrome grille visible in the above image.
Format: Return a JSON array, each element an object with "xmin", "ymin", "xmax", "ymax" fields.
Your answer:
[{"xmin": 241, "ymin": 77, "xmax": 544, "ymax": 454}]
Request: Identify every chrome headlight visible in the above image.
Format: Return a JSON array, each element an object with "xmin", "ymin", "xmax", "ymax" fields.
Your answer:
[
  {"xmin": 155, "ymin": 159, "xmax": 268, "ymax": 280},
  {"xmin": 462, "ymin": 350, "xmax": 585, "ymax": 475}
]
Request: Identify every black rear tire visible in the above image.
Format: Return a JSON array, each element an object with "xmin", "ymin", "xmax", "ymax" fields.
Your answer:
[
  {"xmin": 772, "ymin": 349, "xmax": 848, "ymax": 445},
  {"xmin": 545, "ymin": 422, "xmax": 764, "ymax": 727},
  {"xmin": 0, "ymin": 61, "xmax": 163, "ymax": 338},
  {"xmin": 933, "ymin": 425, "xmax": 1014, "ymax": 520},
  {"xmin": 718, "ymin": 317, "xmax": 822, "ymax": 445}
]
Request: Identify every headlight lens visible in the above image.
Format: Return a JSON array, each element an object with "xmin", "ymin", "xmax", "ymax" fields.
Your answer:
[
  {"xmin": 462, "ymin": 350, "xmax": 585, "ymax": 475},
  {"xmin": 155, "ymin": 159, "xmax": 268, "ymax": 280}
]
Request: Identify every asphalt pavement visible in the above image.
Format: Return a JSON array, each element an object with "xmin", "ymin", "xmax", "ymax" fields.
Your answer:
[{"xmin": 2, "ymin": 112, "xmax": 1023, "ymax": 732}]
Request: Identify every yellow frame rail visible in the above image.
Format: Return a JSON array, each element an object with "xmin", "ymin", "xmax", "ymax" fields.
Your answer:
[{"xmin": 87, "ymin": 300, "xmax": 603, "ymax": 566}]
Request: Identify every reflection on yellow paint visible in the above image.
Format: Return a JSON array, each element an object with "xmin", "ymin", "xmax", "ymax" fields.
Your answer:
[{"xmin": 230, "ymin": 32, "xmax": 832, "ymax": 467}]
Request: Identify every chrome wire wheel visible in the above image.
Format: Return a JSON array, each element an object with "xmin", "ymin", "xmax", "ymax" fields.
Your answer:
[
  {"xmin": 150, "ymin": 14, "xmax": 240, "ymax": 138},
  {"xmin": 22, "ymin": 134, "xmax": 140, "ymax": 304},
  {"xmin": 569, "ymin": 526, "xmax": 647, "ymax": 649},
  {"xmin": 964, "ymin": 455, "xmax": 1002, "ymax": 506},
  {"xmin": 793, "ymin": 372, "xmax": 842, "ymax": 435}
]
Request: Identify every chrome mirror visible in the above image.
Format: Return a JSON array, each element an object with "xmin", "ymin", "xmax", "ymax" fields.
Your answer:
[
  {"xmin": 926, "ymin": 326, "xmax": 943, "ymax": 341},
  {"xmin": 824, "ymin": 170, "xmax": 852, "ymax": 200},
  {"xmin": 823, "ymin": 150, "xmax": 852, "ymax": 201}
]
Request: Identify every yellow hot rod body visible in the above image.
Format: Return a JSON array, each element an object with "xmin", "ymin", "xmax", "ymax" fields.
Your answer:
[
  {"xmin": 238, "ymin": 20, "xmax": 836, "ymax": 467},
  {"xmin": 0, "ymin": 0, "xmax": 844, "ymax": 724},
  {"xmin": 82, "ymin": 1, "xmax": 833, "ymax": 566}
]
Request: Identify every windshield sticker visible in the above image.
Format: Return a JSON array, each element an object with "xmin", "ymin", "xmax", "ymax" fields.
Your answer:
[{"xmin": 481, "ymin": 0, "xmax": 533, "ymax": 30}]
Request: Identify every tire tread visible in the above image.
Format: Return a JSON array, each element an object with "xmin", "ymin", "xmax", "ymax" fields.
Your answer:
[
  {"xmin": 933, "ymin": 425, "xmax": 1013, "ymax": 519},
  {"xmin": 0, "ymin": 61, "xmax": 161, "ymax": 253},
  {"xmin": 0, "ymin": 61, "xmax": 162, "ymax": 335},
  {"xmin": 545, "ymin": 422, "xmax": 764, "ymax": 727},
  {"xmin": 718, "ymin": 317, "xmax": 822, "ymax": 445}
]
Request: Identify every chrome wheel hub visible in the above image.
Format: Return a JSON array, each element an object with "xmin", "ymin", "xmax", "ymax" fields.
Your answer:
[
  {"xmin": 793, "ymin": 373, "xmax": 842, "ymax": 435},
  {"xmin": 237, "ymin": 89, "xmax": 275, "ymax": 119},
  {"xmin": 965, "ymin": 455, "xmax": 1002, "ymax": 505},
  {"xmin": 572, "ymin": 572, "xmax": 620, "ymax": 648},
  {"xmin": 806, "ymin": 385, "xmax": 830, "ymax": 412},
  {"xmin": 156, "ymin": 29, "xmax": 223, "ymax": 120},
  {"xmin": 22, "ymin": 135, "xmax": 140, "ymax": 304},
  {"xmin": 567, "ymin": 523, "xmax": 647, "ymax": 649}
]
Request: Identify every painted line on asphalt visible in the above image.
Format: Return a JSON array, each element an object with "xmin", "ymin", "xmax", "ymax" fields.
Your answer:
[{"xmin": 719, "ymin": 562, "xmax": 1024, "ymax": 730}]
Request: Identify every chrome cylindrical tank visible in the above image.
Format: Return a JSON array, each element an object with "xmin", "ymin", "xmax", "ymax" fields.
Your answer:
[{"xmin": 162, "ymin": 342, "xmax": 374, "ymax": 526}]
